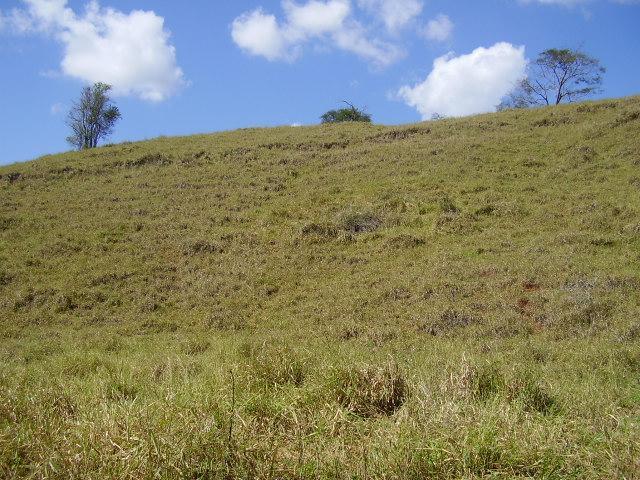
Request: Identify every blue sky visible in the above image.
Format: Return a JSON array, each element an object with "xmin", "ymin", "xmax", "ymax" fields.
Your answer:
[{"xmin": 0, "ymin": 0, "xmax": 639, "ymax": 165}]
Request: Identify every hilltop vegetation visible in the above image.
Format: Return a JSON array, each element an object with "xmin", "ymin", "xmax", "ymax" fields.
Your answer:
[{"xmin": 1, "ymin": 97, "xmax": 639, "ymax": 479}]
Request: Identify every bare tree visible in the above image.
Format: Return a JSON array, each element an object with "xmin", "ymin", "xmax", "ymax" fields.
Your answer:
[
  {"xmin": 66, "ymin": 83, "xmax": 121, "ymax": 150},
  {"xmin": 500, "ymin": 48, "xmax": 605, "ymax": 109}
]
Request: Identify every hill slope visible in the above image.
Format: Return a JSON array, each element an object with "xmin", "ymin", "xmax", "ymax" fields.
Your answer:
[{"xmin": 1, "ymin": 97, "xmax": 639, "ymax": 478}]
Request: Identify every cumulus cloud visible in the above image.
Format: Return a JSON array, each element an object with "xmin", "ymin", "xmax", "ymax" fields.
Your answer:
[
  {"xmin": 231, "ymin": 9, "xmax": 293, "ymax": 61},
  {"xmin": 357, "ymin": 0, "xmax": 423, "ymax": 32},
  {"xmin": 10, "ymin": 0, "xmax": 185, "ymax": 102},
  {"xmin": 422, "ymin": 14, "xmax": 453, "ymax": 42},
  {"xmin": 399, "ymin": 42, "xmax": 527, "ymax": 119},
  {"xmin": 284, "ymin": 0, "xmax": 351, "ymax": 35},
  {"xmin": 231, "ymin": 0, "xmax": 404, "ymax": 67}
]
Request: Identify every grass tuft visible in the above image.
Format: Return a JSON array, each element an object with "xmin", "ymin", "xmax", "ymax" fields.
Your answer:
[{"xmin": 331, "ymin": 361, "xmax": 408, "ymax": 417}]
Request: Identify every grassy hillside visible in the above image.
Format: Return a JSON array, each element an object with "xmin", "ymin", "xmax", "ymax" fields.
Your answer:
[{"xmin": 1, "ymin": 96, "xmax": 639, "ymax": 479}]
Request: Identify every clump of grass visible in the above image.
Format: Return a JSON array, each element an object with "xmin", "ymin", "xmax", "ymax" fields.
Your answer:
[
  {"xmin": 446, "ymin": 358, "xmax": 504, "ymax": 401},
  {"xmin": 181, "ymin": 338, "xmax": 211, "ymax": 355},
  {"xmin": 386, "ymin": 234, "xmax": 426, "ymax": 249},
  {"xmin": 241, "ymin": 342, "xmax": 307, "ymax": 388},
  {"xmin": 105, "ymin": 376, "xmax": 139, "ymax": 402},
  {"xmin": 23, "ymin": 341, "xmax": 64, "ymax": 363},
  {"xmin": 152, "ymin": 357, "xmax": 202, "ymax": 382},
  {"xmin": 467, "ymin": 363, "xmax": 506, "ymax": 401},
  {"xmin": 61, "ymin": 354, "xmax": 112, "ymax": 378},
  {"xmin": 183, "ymin": 240, "xmax": 221, "ymax": 255},
  {"xmin": 337, "ymin": 323, "xmax": 361, "ymax": 341},
  {"xmin": 139, "ymin": 319, "xmax": 178, "ymax": 333},
  {"xmin": 446, "ymin": 359, "xmax": 558, "ymax": 413},
  {"xmin": 331, "ymin": 361, "xmax": 408, "ymax": 417},
  {"xmin": 123, "ymin": 152, "xmax": 171, "ymax": 168},
  {"xmin": 439, "ymin": 195, "xmax": 460, "ymax": 214},
  {"xmin": 508, "ymin": 374, "xmax": 558, "ymax": 415},
  {"xmin": 336, "ymin": 210, "xmax": 382, "ymax": 234},
  {"xmin": 300, "ymin": 222, "xmax": 338, "ymax": 238},
  {"xmin": 0, "ymin": 270, "xmax": 14, "ymax": 286},
  {"xmin": 617, "ymin": 323, "xmax": 640, "ymax": 342},
  {"xmin": 206, "ymin": 312, "xmax": 247, "ymax": 331},
  {"xmin": 419, "ymin": 310, "xmax": 480, "ymax": 336},
  {"xmin": 103, "ymin": 336, "xmax": 124, "ymax": 353},
  {"xmin": 566, "ymin": 299, "xmax": 612, "ymax": 330}
]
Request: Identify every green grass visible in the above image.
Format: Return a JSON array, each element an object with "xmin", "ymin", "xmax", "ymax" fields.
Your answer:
[{"xmin": 1, "ymin": 96, "xmax": 639, "ymax": 478}]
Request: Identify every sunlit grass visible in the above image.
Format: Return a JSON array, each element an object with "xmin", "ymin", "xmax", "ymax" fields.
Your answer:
[{"xmin": 1, "ymin": 97, "xmax": 639, "ymax": 478}]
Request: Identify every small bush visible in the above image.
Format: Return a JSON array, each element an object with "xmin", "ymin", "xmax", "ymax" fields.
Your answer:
[
  {"xmin": 332, "ymin": 361, "xmax": 408, "ymax": 417},
  {"xmin": 321, "ymin": 102, "xmax": 372, "ymax": 124}
]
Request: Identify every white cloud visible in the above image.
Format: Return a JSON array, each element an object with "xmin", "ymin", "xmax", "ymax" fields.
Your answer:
[
  {"xmin": 399, "ymin": 42, "xmax": 527, "ymax": 119},
  {"xmin": 283, "ymin": 0, "xmax": 351, "ymax": 36},
  {"xmin": 357, "ymin": 0, "xmax": 423, "ymax": 32},
  {"xmin": 231, "ymin": 0, "xmax": 404, "ymax": 67},
  {"xmin": 422, "ymin": 14, "xmax": 453, "ymax": 42},
  {"xmin": 10, "ymin": 0, "xmax": 185, "ymax": 102},
  {"xmin": 332, "ymin": 21, "xmax": 403, "ymax": 66},
  {"xmin": 231, "ymin": 9, "xmax": 292, "ymax": 61}
]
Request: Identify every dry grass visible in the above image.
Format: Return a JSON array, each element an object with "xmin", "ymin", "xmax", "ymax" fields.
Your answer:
[{"xmin": 1, "ymin": 96, "xmax": 639, "ymax": 478}]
